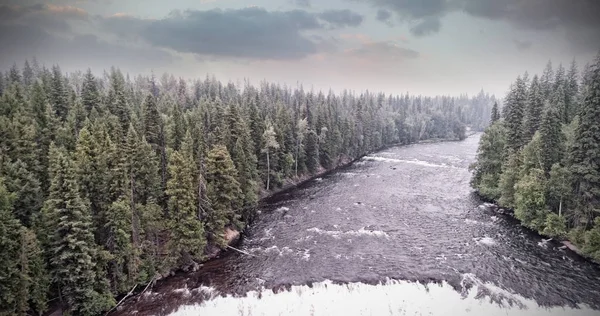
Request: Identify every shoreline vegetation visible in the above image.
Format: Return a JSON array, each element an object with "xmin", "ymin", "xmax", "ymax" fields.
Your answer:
[
  {"xmin": 113, "ymin": 132, "xmax": 472, "ymax": 314},
  {"xmin": 0, "ymin": 60, "xmax": 496, "ymax": 316},
  {"xmin": 470, "ymin": 53, "xmax": 600, "ymax": 263}
]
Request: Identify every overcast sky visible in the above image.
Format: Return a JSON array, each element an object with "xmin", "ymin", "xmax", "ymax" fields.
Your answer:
[{"xmin": 0, "ymin": 0, "xmax": 598, "ymax": 96}]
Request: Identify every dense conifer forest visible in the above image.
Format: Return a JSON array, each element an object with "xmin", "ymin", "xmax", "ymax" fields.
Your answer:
[
  {"xmin": 471, "ymin": 53, "xmax": 600, "ymax": 260},
  {"xmin": 0, "ymin": 60, "xmax": 495, "ymax": 315}
]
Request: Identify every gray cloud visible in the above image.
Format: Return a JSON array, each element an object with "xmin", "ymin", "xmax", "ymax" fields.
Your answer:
[
  {"xmin": 291, "ymin": 0, "xmax": 311, "ymax": 8},
  {"xmin": 0, "ymin": 3, "xmax": 88, "ymax": 32},
  {"xmin": 318, "ymin": 9, "xmax": 364, "ymax": 28},
  {"xmin": 356, "ymin": 0, "xmax": 600, "ymax": 52},
  {"xmin": 139, "ymin": 8, "xmax": 323, "ymax": 60},
  {"xmin": 98, "ymin": 8, "xmax": 364, "ymax": 60},
  {"xmin": 513, "ymin": 39, "xmax": 532, "ymax": 51},
  {"xmin": 348, "ymin": 41, "xmax": 419, "ymax": 62},
  {"xmin": 376, "ymin": 9, "xmax": 392, "ymax": 23},
  {"xmin": 0, "ymin": 5, "xmax": 172, "ymax": 71},
  {"xmin": 410, "ymin": 17, "xmax": 441, "ymax": 37}
]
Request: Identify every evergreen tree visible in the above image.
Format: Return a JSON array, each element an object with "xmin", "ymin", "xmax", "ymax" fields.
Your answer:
[
  {"xmin": 206, "ymin": 145, "xmax": 242, "ymax": 246},
  {"xmin": 23, "ymin": 60, "xmax": 34, "ymax": 88},
  {"xmin": 169, "ymin": 100, "xmax": 186, "ymax": 151},
  {"xmin": 565, "ymin": 60, "xmax": 579, "ymax": 122},
  {"xmin": 504, "ymin": 77, "xmax": 527, "ymax": 152},
  {"xmin": 81, "ymin": 69, "xmax": 101, "ymax": 115},
  {"xmin": 50, "ymin": 65, "xmax": 69, "ymax": 121},
  {"xmin": 470, "ymin": 121, "xmax": 507, "ymax": 200},
  {"xmin": 305, "ymin": 129, "xmax": 320, "ymax": 174},
  {"xmin": 261, "ymin": 120, "xmax": 280, "ymax": 191},
  {"xmin": 42, "ymin": 144, "xmax": 114, "ymax": 315},
  {"xmin": 490, "ymin": 102, "xmax": 500, "ymax": 123},
  {"xmin": 522, "ymin": 75, "xmax": 544, "ymax": 142},
  {"xmin": 514, "ymin": 168, "xmax": 548, "ymax": 231},
  {"xmin": 539, "ymin": 105, "xmax": 564, "ymax": 173},
  {"xmin": 570, "ymin": 53, "xmax": 600, "ymax": 226},
  {"xmin": 0, "ymin": 178, "xmax": 26, "ymax": 315},
  {"xmin": 540, "ymin": 61, "xmax": 554, "ymax": 100},
  {"xmin": 166, "ymin": 134, "xmax": 206, "ymax": 263},
  {"xmin": 498, "ymin": 152, "xmax": 521, "ymax": 208}
]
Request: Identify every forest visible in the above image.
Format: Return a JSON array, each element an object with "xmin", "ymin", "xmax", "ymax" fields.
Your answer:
[
  {"xmin": 0, "ymin": 60, "xmax": 495, "ymax": 315},
  {"xmin": 471, "ymin": 53, "xmax": 600, "ymax": 261}
]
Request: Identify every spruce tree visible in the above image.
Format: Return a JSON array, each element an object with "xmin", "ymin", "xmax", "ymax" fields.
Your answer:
[
  {"xmin": 490, "ymin": 102, "xmax": 500, "ymax": 123},
  {"xmin": 540, "ymin": 61, "xmax": 554, "ymax": 100},
  {"xmin": 570, "ymin": 53, "xmax": 600, "ymax": 225},
  {"xmin": 498, "ymin": 152, "xmax": 521, "ymax": 208},
  {"xmin": 470, "ymin": 121, "xmax": 506, "ymax": 200},
  {"xmin": 504, "ymin": 76, "xmax": 527, "ymax": 152},
  {"xmin": 81, "ymin": 69, "xmax": 101, "ymax": 115},
  {"xmin": 539, "ymin": 105, "xmax": 564, "ymax": 173},
  {"xmin": 261, "ymin": 120, "xmax": 280, "ymax": 191},
  {"xmin": 50, "ymin": 65, "xmax": 69, "ymax": 121},
  {"xmin": 206, "ymin": 145, "xmax": 242, "ymax": 246},
  {"xmin": 522, "ymin": 75, "xmax": 544, "ymax": 142},
  {"xmin": 565, "ymin": 60, "xmax": 579, "ymax": 122},
  {"xmin": 42, "ymin": 144, "xmax": 114, "ymax": 315},
  {"xmin": 166, "ymin": 134, "xmax": 206, "ymax": 263},
  {"xmin": 0, "ymin": 178, "xmax": 25, "ymax": 315},
  {"xmin": 23, "ymin": 60, "xmax": 34, "ymax": 88}
]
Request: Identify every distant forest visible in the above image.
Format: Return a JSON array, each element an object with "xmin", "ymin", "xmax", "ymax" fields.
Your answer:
[
  {"xmin": 471, "ymin": 54, "xmax": 600, "ymax": 261},
  {"xmin": 0, "ymin": 60, "xmax": 494, "ymax": 315}
]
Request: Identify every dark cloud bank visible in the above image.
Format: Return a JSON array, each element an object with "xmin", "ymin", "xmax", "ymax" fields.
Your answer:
[{"xmin": 364, "ymin": 0, "xmax": 600, "ymax": 51}]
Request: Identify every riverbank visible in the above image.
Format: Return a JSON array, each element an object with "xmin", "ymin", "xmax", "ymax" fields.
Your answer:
[
  {"xmin": 111, "ymin": 135, "xmax": 473, "ymax": 314},
  {"xmin": 476, "ymin": 197, "xmax": 596, "ymax": 264}
]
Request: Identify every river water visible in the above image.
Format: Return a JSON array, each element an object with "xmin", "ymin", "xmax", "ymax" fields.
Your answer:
[{"xmin": 116, "ymin": 134, "xmax": 600, "ymax": 316}]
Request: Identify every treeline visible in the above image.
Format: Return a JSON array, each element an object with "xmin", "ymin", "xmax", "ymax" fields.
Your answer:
[
  {"xmin": 0, "ymin": 60, "xmax": 489, "ymax": 315},
  {"xmin": 471, "ymin": 53, "xmax": 600, "ymax": 260}
]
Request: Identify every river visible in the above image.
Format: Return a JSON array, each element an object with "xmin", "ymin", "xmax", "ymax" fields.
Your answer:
[{"xmin": 115, "ymin": 134, "xmax": 600, "ymax": 316}]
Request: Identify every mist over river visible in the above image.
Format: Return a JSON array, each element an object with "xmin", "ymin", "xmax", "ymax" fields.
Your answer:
[{"xmin": 116, "ymin": 134, "xmax": 600, "ymax": 316}]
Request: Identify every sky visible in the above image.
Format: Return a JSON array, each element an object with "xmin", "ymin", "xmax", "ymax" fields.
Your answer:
[{"xmin": 0, "ymin": 0, "xmax": 598, "ymax": 97}]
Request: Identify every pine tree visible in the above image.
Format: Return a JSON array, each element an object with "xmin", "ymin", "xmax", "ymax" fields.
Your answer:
[
  {"xmin": 490, "ymin": 102, "xmax": 500, "ymax": 123},
  {"xmin": 305, "ymin": 129, "xmax": 320, "ymax": 174},
  {"xmin": 42, "ymin": 144, "xmax": 114, "ymax": 315},
  {"xmin": 166, "ymin": 134, "xmax": 206, "ymax": 263},
  {"xmin": 261, "ymin": 120, "xmax": 280, "ymax": 191},
  {"xmin": 206, "ymin": 145, "xmax": 242, "ymax": 246},
  {"xmin": 539, "ymin": 105, "xmax": 564, "ymax": 173},
  {"xmin": 225, "ymin": 103, "xmax": 258, "ymax": 208},
  {"xmin": 169, "ymin": 100, "xmax": 186, "ymax": 151},
  {"xmin": 565, "ymin": 60, "xmax": 579, "ymax": 122},
  {"xmin": 108, "ymin": 69, "xmax": 130, "ymax": 137},
  {"xmin": 50, "ymin": 65, "xmax": 69, "ymax": 121},
  {"xmin": 522, "ymin": 75, "xmax": 544, "ymax": 142},
  {"xmin": 498, "ymin": 152, "xmax": 521, "ymax": 208},
  {"xmin": 570, "ymin": 53, "xmax": 600, "ymax": 226},
  {"xmin": 1, "ymin": 159, "xmax": 42, "ymax": 227},
  {"xmin": 23, "ymin": 60, "xmax": 34, "ymax": 88},
  {"xmin": 470, "ymin": 121, "xmax": 507, "ymax": 200},
  {"xmin": 540, "ymin": 61, "xmax": 554, "ymax": 100},
  {"xmin": 504, "ymin": 76, "xmax": 527, "ymax": 152},
  {"xmin": 81, "ymin": 69, "xmax": 101, "ymax": 115},
  {"xmin": 0, "ymin": 178, "xmax": 25, "ymax": 315}
]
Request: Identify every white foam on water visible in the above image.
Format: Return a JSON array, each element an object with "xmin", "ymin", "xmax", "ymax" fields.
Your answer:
[
  {"xmin": 307, "ymin": 227, "xmax": 389, "ymax": 239},
  {"xmin": 168, "ymin": 277, "xmax": 596, "ymax": 316},
  {"xmin": 274, "ymin": 207, "xmax": 290, "ymax": 213},
  {"xmin": 474, "ymin": 236, "xmax": 496, "ymax": 246},
  {"xmin": 363, "ymin": 156, "xmax": 457, "ymax": 169}
]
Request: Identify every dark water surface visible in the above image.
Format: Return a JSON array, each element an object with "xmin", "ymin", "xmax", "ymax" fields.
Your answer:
[{"xmin": 116, "ymin": 134, "xmax": 600, "ymax": 316}]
